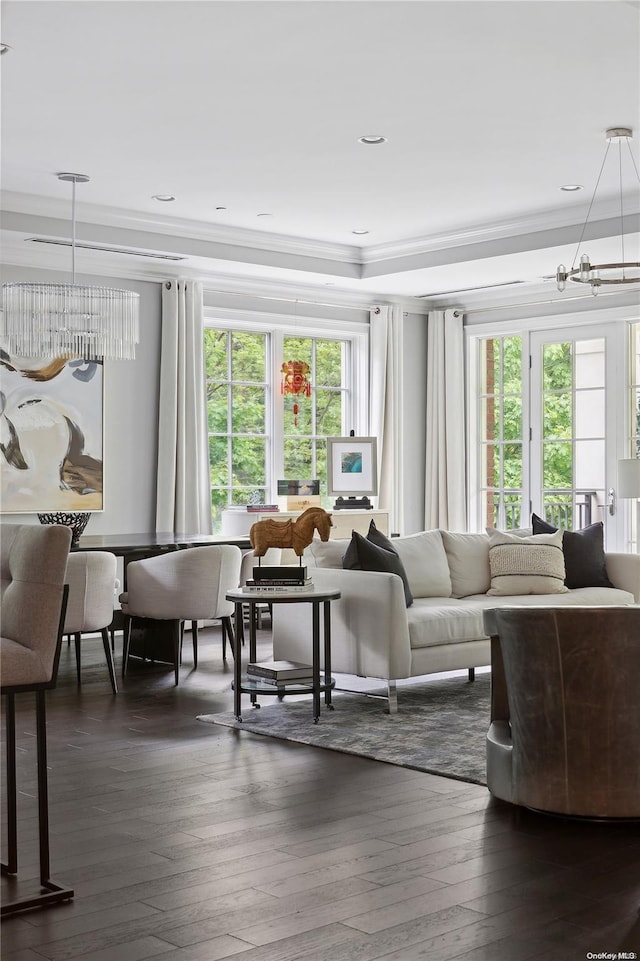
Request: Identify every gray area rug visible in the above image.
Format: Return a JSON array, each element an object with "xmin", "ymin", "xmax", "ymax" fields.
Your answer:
[{"xmin": 198, "ymin": 672, "xmax": 490, "ymax": 785}]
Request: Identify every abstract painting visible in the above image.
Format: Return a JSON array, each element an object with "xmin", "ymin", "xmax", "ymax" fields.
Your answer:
[{"xmin": 0, "ymin": 351, "xmax": 104, "ymax": 513}]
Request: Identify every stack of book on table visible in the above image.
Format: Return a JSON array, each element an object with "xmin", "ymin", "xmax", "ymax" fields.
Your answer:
[
  {"xmin": 247, "ymin": 659, "xmax": 314, "ymax": 685},
  {"xmin": 243, "ymin": 565, "xmax": 313, "ymax": 593}
]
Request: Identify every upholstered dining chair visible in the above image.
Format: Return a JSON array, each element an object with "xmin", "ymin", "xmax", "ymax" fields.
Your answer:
[
  {"xmin": 483, "ymin": 606, "xmax": 640, "ymax": 819},
  {"xmin": 64, "ymin": 551, "xmax": 119, "ymax": 694},
  {"xmin": 0, "ymin": 523, "xmax": 74, "ymax": 916},
  {"xmin": 120, "ymin": 544, "xmax": 242, "ymax": 685}
]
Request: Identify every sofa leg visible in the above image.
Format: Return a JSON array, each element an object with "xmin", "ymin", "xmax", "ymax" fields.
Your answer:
[
  {"xmin": 468, "ymin": 668, "xmax": 475, "ymax": 682},
  {"xmin": 386, "ymin": 680, "xmax": 398, "ymax": 714}
]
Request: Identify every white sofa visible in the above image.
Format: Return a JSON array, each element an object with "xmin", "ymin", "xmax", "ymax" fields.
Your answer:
[{"xmin": 270, "ymin": 529, "xmax": 640, "ymax": 711}]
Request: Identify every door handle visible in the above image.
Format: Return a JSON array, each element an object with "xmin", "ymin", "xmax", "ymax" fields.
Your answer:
[{"xmin": 608, "ymin": 487, "xmax": 616, "ymax": 516}]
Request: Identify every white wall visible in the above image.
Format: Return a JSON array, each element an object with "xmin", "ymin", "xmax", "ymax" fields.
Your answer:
[{"xmin": 1, "ymin": 264, "xmax": 162, "ymax": 535}]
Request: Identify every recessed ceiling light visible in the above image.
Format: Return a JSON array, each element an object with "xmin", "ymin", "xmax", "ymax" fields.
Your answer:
[
  {"xmin": 358, "ymin": 135, "xmax": 387, "ymax": 145},
  {"xmin": 257, "ymin": 212, "xmax": 273, "ymax": 217},
  {"xmin": 560, "ymin": 184, "xmax": 583, "ymax": 192},
  {"xmin": 215, "ymin": 206, "xmax": 227, "ymax": 211},
  {"xmin": 0, "ymin": 42, "xmax": 11, "ymax": 55},
  {"xmin": 352, "ymin": 229, "xmax": 369, "ymax": 235},
  {"xmin": 152, "ymin": 194, "xmax": 175, "ymax": 202}
]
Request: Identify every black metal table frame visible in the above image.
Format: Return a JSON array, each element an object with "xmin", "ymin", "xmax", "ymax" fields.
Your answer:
[{"xmin": 228, "ymin": 589, "xmax": 340, "ymax": 724}]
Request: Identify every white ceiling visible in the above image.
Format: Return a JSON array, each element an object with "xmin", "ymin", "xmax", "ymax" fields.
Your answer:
[{"xmin": 1, "ymin": 0, "xmax": 639, "ymax": 308}]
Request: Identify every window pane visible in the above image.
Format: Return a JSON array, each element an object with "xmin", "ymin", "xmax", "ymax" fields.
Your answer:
[
  {"xmin": 485, "ymin": 338, "xmax": 502, "ymax": 394},
  {"xmin": 284, "ymin": 436, "xmax": 312, "ymax": 478},
  {"xmin": 316, "ymin": 389, "xmax": 342, "ymax": 436},
  {"xmin": 316, "ymin": 340, "xmax": 343, "ymax": 387},
  {"xmin": 316, "ymin": 439, "xmax": 327, "ymax": 498},
  {"xmin": 543, "ymin": 391, "xmax": 572, "ymax": 439},
  {"xmin": 209, "ymin": 437, "xmax": 228, "ymax": 486},
  {"xmin": 574, "ymin": 439, "xmax": 605, "ymax": 489},
  {"xmin": 503, "ymin": 443, "xmax": 522, "ymax": 489},
  {"xmin": 283, "ymin": 394, "xmax": 312, "ymax": 435},
  {"xmin": 482, "ymin": 443, "xmax": 500, "ymax": 488},
  {"xmin": 574, "ymin": 339, "xmax": 604, "ymax": 389},
  {"xmin": 575, "ymin": 388, "xmax": 605, "ymax": 438},
  {"xmin": 480, "ymin": 396, "xmax": 499, "ymax": 442},
  {"xmin": 283, "ymin": 336, "xmax": 312, "ymax": 367},
  {"xmin": 502, "ymin": 336, "xmax": 522, "ymax": 390},
  {"xmin": 207, "ymin": 385, "xmax": 228, "ymax": 432},
  {"xmin": 542, "ymin": 491, "xmax": 573, "ymax": 529},
  {"xmin": 231, "ymin": 332, "xmax": 266, "ymax": 382},
  {"xmin": 543, "ymin": 343, "xmax": 572, "ymax": 390},
  {"xmin": 543, "ymin": 441, "xmax": 573, "ymax": 490},
  {"xmin": 232, "ymin": 385, "xmax": 266, "ymax": 433},
  {"xmin": 502, "ymin": 396, "xmax": 521, "ymax": 440},
  {"xmin": 210, "ymin": 488, "xmax": 228, "ymax": 532},
  {"xmin": 232, "ymin": 437, "xmax": 265, "ymax": 487},
  {"xmin": 204, "ymin": 329, "xmax": 228, "ymax": 379}
]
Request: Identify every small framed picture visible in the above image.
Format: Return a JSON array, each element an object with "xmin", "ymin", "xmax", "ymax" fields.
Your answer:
[{"xmin": 326, "ymin": 436, "xmax": 378, "ymax": 497}]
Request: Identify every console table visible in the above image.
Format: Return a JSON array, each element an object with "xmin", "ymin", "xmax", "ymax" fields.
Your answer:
[
  {"xmin": 226, "ymin": 587, "xmax": 340, "ymax": 723},
  {"xmin": 222, "ymin": 509, "xmax": 390, "ymax": 539}
]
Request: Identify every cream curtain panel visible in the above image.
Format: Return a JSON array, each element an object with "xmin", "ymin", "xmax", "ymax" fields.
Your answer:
[
  {"xmin": 424, "ymin": 308, "xmax": 467, "ymax": 531},
  {"xmin": 369, "ymin": 305, "xmax": 404, "ymax": 535},
  {"xmin": 156, "ymin": 280, "xmax": 212, "ymax": 534}
]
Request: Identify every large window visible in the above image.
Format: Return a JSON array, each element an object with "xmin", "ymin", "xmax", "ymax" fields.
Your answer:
[
  {"xmin": 204, "ymin": 321, "xmax": 362, "ymax": 531},
  {"xmin": 470, "ymin": 315, "xmax": 638, "ymax": 549}
]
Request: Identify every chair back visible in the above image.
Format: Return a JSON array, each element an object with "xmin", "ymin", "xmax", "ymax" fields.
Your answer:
[
  {"xmin": 124, "ymin": 544, "xmax": 242, "ymax": 620},
  {"xmin": 1, "ymin": 523, "xmax": 72, "ymax": 689},
  {"xmin": 490, "ymin": 606, "xmax": 640, "ymax": 817},
  {"xmin": 63, "ymin": 552, "xmax": 118, "ymax": 634}
]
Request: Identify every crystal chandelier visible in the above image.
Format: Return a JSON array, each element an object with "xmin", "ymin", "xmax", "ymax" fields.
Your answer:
[
  {"xmin": 556, "ymin": 128, "xmax": 640, "ymax": 295},
  {"xmin": 1, "ymin": 173, "xmax": 139, "ymax": 360}
]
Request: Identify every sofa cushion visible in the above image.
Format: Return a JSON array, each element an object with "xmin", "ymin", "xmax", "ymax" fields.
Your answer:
[
  {"xmin": 487, "ymin": 529, "xmax": 568, "ymax": 596},
  {"xmin": 304, "ymin": 538, "xmax": 351, "ymax": 568},
  {"xmin": 531, "ymin": 515, "xmax": 614, "ymax": 590},
  {"xmin": 441, "ymin": 531, "xmax": 490, "ymax": 597},
  {"xmin": 407, "ymin": 586, "xmax": 635, "ymax": 650},
  {"xmin": 392, "ymin": 529, "xmax": 452, "ymax": 599},
  {"xmin": 343, "ymin": 530, "xmax": 413, "ymax": 607}
]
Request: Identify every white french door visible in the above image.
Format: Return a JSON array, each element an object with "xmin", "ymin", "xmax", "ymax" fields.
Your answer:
[{"xmin": 529, "ymin": 324, "xmax": 626, "ymax": 549}]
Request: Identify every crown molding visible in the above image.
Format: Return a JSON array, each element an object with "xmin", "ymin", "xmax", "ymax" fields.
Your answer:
[
  {"xmin": 360, "ymin": 196, "xmax": 640, "ymax": 265},
  {"xmin": 0, "ymin": 227, "xmax": 427, "ymax": 314},
  {"xmin": 7, "ymin": 189, "xmax": 638, "ymax": 274},
  {"xmin": 0, "ymin": 191, "xmax": 360, "ymax": 264}
]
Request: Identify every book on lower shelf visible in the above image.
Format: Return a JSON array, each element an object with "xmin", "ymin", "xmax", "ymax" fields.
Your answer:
[
  {"xmin": 242, "ymin": 581, "xmax": 313, "ymax": 593},
  {"xmin": 247, "ymin": 659, "xmax": 314, "ymax": 681}
]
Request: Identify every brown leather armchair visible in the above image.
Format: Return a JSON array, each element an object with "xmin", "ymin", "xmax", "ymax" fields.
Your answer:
[{"xmin": 483, "ymin": 606, "xmax": 640, "ymax": 819}]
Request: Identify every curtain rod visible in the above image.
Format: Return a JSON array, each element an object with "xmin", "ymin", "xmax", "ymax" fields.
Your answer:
[
  {"xmin": 204, "ymin": 286, "xmax": 375, "ymax": 313},
  {"xmin": 454, "ymin": 288, "xmax": 631, "ymax": 317}
]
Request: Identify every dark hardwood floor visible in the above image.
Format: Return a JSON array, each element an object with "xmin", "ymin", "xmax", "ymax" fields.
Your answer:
[{"xmin": 2, "ymin": 623, "xmax": 639, "ymax": 961}]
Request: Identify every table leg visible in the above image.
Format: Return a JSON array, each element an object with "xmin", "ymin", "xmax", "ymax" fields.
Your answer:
[
  {"xmin": 233, "ymin": 602, "xmax": 242, "ymax": 721},
  {"xmin": 323, "ymin": 599, "xmax": 334, "ymax": 709},
  {"xmin": 249, "ymin": 601, "xmax": 258, "ymax": 708},
  {"xmin": 312, "ymin": 601, "xmax": 321, "ymax": 723}
]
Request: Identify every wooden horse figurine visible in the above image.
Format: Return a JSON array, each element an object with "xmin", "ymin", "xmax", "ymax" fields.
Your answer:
[{"xmin": 250, "ymin": 506, "xmax": 333, "ymax": 558}]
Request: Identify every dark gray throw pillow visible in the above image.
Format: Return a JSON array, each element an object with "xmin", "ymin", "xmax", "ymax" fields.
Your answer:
[
  {"xmin": 531, "ymin": 514, "xmax": 613, "ymax": 590},
  {"xmin": 343, "ymin": 528, "xmax": 413, "ymax": 607}
]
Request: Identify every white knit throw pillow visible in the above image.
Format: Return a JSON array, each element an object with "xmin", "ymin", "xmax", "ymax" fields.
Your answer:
[{"xmin": 487, "ymin": 529, "xmax": 568, "ymax": 596}]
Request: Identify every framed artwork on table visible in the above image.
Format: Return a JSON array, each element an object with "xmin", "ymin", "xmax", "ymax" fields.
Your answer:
[
  {"xmin": 326, "ymin": 436, "xmax": 378, "ymax": 497},
  {"xmin": 0, "ymin": 352, "xmax": 104, "ymax": 513}
]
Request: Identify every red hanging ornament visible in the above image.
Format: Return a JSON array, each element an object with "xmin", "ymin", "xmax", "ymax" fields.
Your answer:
[{"xmin": 281, "ymin": 360, "xmax": 311, "ymax": 426}]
